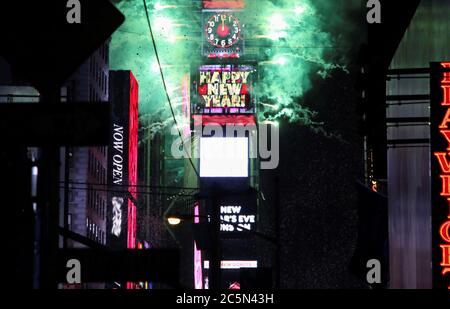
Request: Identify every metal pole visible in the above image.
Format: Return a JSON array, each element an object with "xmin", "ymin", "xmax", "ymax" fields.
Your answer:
[
  {"xmin": 275, "ymin": 175, "xmax": 280, "ymax": 289},
  {"xmin": 209, "ymin": 188, "xmax": 221, "ymax": 290},
  {"xmin": 38, "ymin": 87, "xmax": 60, "ymax": 288},
  {"xmin": 63, "ymin": 147, "xmax": 70, "ymax": 249}
]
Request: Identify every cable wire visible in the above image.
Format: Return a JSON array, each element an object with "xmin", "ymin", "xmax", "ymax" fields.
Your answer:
[
  {"xmin": 60, "ymin": 180, "xmax": 199, "ymax": 191},
  {"xmin": 142, "ymin": 0, "xmax": 200, "ymax": 179},
  {"xmin": 60, "ymin": 186, "xmax": 196, "ymax": 198}
]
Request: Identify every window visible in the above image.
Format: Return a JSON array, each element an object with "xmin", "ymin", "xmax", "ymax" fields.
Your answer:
[
  {"xmin": 68, "ymin": 213, "xmax": 72, "ymax": 230},
  {"xmin": 87, "ymin": 187, "xmax": 91, "ymax": 209},
  {"xmin": 89, "ymin": 151, "xmax": 94, "ymax": 174},
  {"xmin": 97, "ymin": 194, "xmax": 100, "ymax": 214},
  {"xmin": 86, "ymin": 217, "xmax": 90, "ymax": 237}
]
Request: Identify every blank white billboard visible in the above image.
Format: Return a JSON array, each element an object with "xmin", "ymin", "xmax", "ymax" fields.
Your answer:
[{"xmin": 200, "ymin": 137, "xmax": 248, "ymax": 177}]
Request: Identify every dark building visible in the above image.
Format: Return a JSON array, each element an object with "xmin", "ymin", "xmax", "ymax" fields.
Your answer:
[
  {"xmin": 1, "ymin": 58, "xmax": 41, "ymax": 289},
  {"xmin": 358, "ymin": 0, "xmax": 450, "ymax": 288},
  {"xmin": 138, "ymin": 126, "xmax": 167, "ymax": 249},
  {"xmin": 59, "ymin": 40, "xmax": 110, "ymax": 251},
  {"xmin": 384, "ymin": 0, "xmax": 449, "ymax": 288}
]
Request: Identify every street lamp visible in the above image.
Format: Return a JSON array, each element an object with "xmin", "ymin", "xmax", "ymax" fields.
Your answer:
[
  {"xmin": 167, "ymin": 217, "xmax": 182, "ymax": 225},
  {"xmin": 165, "ymin": 212, "xmax": 276, "ymax": 289},
  {"xmin": 164, "ymin": 214, "xmax": 276, "ymax": 244}
]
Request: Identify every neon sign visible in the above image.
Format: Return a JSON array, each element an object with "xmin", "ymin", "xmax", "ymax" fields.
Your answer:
[
  {"xmin": 203, "ymin": 0, "xmax": 245, "ymax": 9},
  {"xmin": 107, "ymin": 71, "xmax": 139, "ymax": 253},
  {"xmin": 192, "ymin": 64, "xmax": 256, "ymax": 115},
  {"xmin": 431, "ymin": 62, "xmax": 450, "ymax": 289},
  {"xmin": 127, "ymin": 71, "xmax": 139, "ymax": 250},
  {"xmin": 194, "ymin": 203, "xmax": 204, "ymax": 289}
]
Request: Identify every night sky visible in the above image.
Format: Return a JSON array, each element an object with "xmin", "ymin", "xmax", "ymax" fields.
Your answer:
[{"xmin": 275, "ymin": 7, "xmax": 368, "ymax": 287}]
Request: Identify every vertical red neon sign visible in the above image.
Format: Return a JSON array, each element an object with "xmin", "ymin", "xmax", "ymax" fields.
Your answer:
[
  {"xmin": 194, "ymin": 203, "xmax": 204, "ymax": 289},
  {"xmin": 203, "ymin": 0, "xmax": 245, "ymax": 9},
  {"xmin": 432, "ymin": 62, "xmax": 450, "ymax": 289},
  {"xmin": 125, "ymin": 72, "xmax": 139, "ymax": 290},
  {"xmin": 128, "ymin": 72, "xmax": 139, "ymax": 250}
]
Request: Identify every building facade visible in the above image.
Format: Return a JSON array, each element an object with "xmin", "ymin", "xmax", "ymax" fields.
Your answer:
[{"xmin": 60, "ymin": 40, "xmax": 110, "ymax": 251}]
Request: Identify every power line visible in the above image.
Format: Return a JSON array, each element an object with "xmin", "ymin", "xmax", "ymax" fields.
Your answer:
[
  {"xmin": 60, "ymin": 186, "xmax": 196, "ymax": 198},
  {"xmin": 60, "ymin": 180, "xmax": 199, "ymax": 191},
  {"xmin": 142, "ymin": 0, "xmax": 200, "ymax": 179}
]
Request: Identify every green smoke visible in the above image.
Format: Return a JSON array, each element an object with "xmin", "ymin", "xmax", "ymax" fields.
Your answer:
[{"xmin": 110, "ymin": 0, "xmax": 358, "ymax": 133}]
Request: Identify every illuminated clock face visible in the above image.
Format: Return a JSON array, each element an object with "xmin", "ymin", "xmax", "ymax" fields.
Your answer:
[{"xmin": 205, "ymin": 13, "xmax": 241, "ymax": 48}]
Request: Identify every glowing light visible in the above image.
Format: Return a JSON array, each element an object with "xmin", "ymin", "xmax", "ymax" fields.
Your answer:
[
  {"xmin": 265, "ymin": 14, "xmax": 289, "ymax": 41},
  {"xmin": 440, "ymin": 220, "xmax": 450, "ymax": 242},
  {"xmin": 270, "ymin": 14, "xmax": 288, "ymax": 30},
  {"xmin": 151, "ymin": 62, "xmax": 160, "ymax": 73},
  {"xmin": 194, "ymin": 204, "xmax": 203, "ymax": 289},
  {"xmin": 275, "ymin": 56, "xmax": 287, "ymax": 65},
  {"xmin": 200, "ymin": 137, "xmax": 249, "ymax": 178},
  {"xmin": 371, "ymin": 180, "xmax": 378, "ymax": 192},
  {"xmin": 431, "ymin": 62, "xmax": 450, "ymax": 289},
  {"xmin": 167, "ymin": 217, "xmax": 181, "ymax": 225},
  {"xmin": 154, "ymin": 16, "xmax": 174, "ymax": 33},
  {"xmin": 203, "ymin": 260, "xmax": 258, "ymax": 269},
  {"xmin": 167, "ymin": 33, "xmax": 178, "ymax": 43},
  {"xmin": 154, "ymin": 2, "xmax": 177, "ymax": 11},
  {"xmin": 260, "ymin": 102, "xmax": 279, "ymax": 110},
  {"xmin": 111, "ymin": 0, "xmax": 346, "ymax": 144},
  {"xmin": 294, "ymin": 6, "xmax": 306, "ymax": 15},
  {"xmin": 259, "ymin": 57, "xmax": 287, "ymax": 65},
  {"xmin": 166, "ymin": 83, "xmax": 181, "ymax": 94},
  {"xmin": 268, "ymin": 31, "xmax": 288, "ymax": 41}
]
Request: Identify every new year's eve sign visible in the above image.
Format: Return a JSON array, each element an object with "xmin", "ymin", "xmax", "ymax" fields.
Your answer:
[{"xmin": 216, "ymin": 194, "xmax": 257, "ymax": 238}]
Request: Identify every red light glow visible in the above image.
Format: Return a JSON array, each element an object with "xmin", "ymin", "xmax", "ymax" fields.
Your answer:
[
  {"xmin": 128, "ymin": 71, "xmax": 139, "ymax": 250},
  {"xmin": 434, "ymin": 152, "xmax": 450, "ymax": 172},
  {"xmin": 440, "ymin": 220, "xmax": 450, "ymax": 243},
  {"xmin": 194, "ymin": 115, "xmax": 255, "ymax": 126},
  {"xmin": 203, "ymin": 0, "xmax": 245, "ymax": 9},
  {"xmin": 194, "ymin": 203, "xmax": 203, "ymax": 289},
  {"xmin": 442, "ymin": 62, "xmax": 450, "ymax": 83},
  {"xmin": 432, "ymin": 62, "xmax": 450, "ymax": 288}
]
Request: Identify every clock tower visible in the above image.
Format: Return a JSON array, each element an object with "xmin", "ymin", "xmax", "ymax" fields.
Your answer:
[{"xmin": 202, "ymin": 1, "xmax": 245, "ymax": 58}]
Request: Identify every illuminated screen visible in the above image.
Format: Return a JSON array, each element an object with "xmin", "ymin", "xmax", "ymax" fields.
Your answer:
[
  {"xmin": 203, "ymin": 260, "xmax": 258, "ymax": 269},
  {"xmin": 193, "ymin": 64, "xmax": 256, "ymax": 115},
  {"xmin": 200, "ymin": 137, "xmax": 248, "ymax": 177}
]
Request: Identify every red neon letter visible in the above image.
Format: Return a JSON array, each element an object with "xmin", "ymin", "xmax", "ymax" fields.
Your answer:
[
  {"xmin": 440, "ymin": 175, "xmax": 450, "ymax": 196},
  {"xmin": 435, "ymin": 152, "xmax": 450, "ymax": 172},
  {"xmin": 442, "ymin": 62, "xmax": 450, "ymax": 83},
  {"xmin": 439, "ymin": 130, "xmax": 450, "ymax": 151},
  {"xmin": 439, "ymin": 109, "xmax": 450, "ymax": 129},
  {"xmin": 442, "ymin": 268, "xmax": 450, "ymax": 289},
  {"xmin": 442, "ymin": 85, "xmax": 450, "ymax": 106},
  {"xmin": 441, "ymin": 245, "xmax": 450, "ymax": 266},
  {"xmin": 447, "ymin": 198, "xmax": 450, "ymax": 218},
  {"xmin": 440, "ymin": 220, "xmax": 450, "ymax": 243}
]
